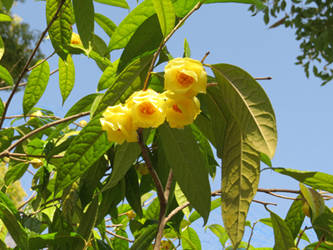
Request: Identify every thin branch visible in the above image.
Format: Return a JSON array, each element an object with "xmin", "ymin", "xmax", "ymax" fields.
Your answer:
[
  {"xmin": 106, "ymin": 230, "xmax": 134, "ymax": 243},
  {"xmin": 265, "ymin": 192, "xmax": 297, "ymax": 200},
  {"xmin": 105, "ymin": 224, "xmax": 123, "ymax": 228},
  {"xmin": 207, "ymin": 77, "xmax": 272, "ymax": 88},
  {"xmin": 23, "ymin": 202, "xmax": 61, "ymax": 217},
  {"xmin": 201, "ymin": 52, "xmax": 210, "ymax": 63},
  {"xmin": 6, "ymin": 153, "xmax": 64, "ymax": 159},
  {"xmin": 26, "ymin": 169, "xmax": 35, "ymax": 176},
  {"xmin": 27, "ymin": 51, "xmax": 56, "ymax": 71},
  {"xmin": 314, "ymin": 235, "xmax": 325, "ymax": 250},
  {"xmin": 247, "ymin": 221, "xmax": 259, "ymax": 250},
  {"xmin": 0, "ymin": 111, "xmax": 90, "ymax": 157},
  {"xmin": 252, "ymin": 199, "xmax": 277, "ymax": 206},
  {"xmin": 257, "ymin": 188, "xmax": 300, "ymax": 194},
  {"xmin": 18, "ymin": 191, "xmax": 37, "ymax": 210},
  {"xmin": 0, "ymin": 0, "xmax": 66, "ymax": 130},
  {"xmin": 296, "ymin": 226, "xmax": 309, "ymax": 248}
]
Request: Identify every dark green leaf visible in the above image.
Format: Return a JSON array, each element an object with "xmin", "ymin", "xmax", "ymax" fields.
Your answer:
[
  {"xmin": 0, "ymin": 65, "xmax": 13, "ymax": 86},
  {"xmin": 129, "ymin": 224, "xmax": 158, "ymax": 250},
  {"xmin": 153, "ymin": 0, "xmax": 175, "ymax": 37},
  {"xmin": 4, "ymin": 162, "xmax": 29, "ymax": 186},
  {"xmin": 125, "ymin": 167, "xmax": 143, "ymax": 218},
  {"xmin": 23, "ymin": 60, "xmax": 50, "ymax": 115},
  {"xmin": 94, "ymin": 0, "xmax": 129, "ymax": 9},
  {"xmin": 29, "ymin": 232, "xmax": 84, "ymax": 249},
  {"xmin": 94, "ymin": 13, "xmax": 117, "ymax": 38},
  {"xmin": 284, "ymin": 195, "xmax": 306, "ymax": 240},
  {"xmin": 96, "ymin": 239, "xmax": 113, "ymax": 250},
  {"xmin": 59, "ymin": 54, "xmax": 75, "ymax": 105},
  {"xmin": 2, "ymin": 0, "xmax": 13, "ymax": 11},
  {"xmin": 193, "ymin": 113, "xmax": 216, "ymax": 148}
]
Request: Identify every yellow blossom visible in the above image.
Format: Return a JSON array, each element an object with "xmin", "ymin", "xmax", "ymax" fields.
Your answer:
[
  {"xmin": 165, "ymin": 97, "xmax": 201, "ymax": 129},
  {"xmin": 70, "ymin": 32, "xmax": 82, "ymax": 46},
  {"xmin": 29, "ymin": 110, "xmax": 43, "ymax": 121},
  {"xmin": 126, "ymin": 210, "xmax": 136, "ymax": 220},
  {"xmin": 125, "ymin": 89, "xmax": 166, "ymax": 128},
  {"xmin": 164, "ymin": 58, "xmax": 207, "ymax": 99},
  {"xmin": 100, "ymin": 104, "xmax": 138, "ymax": 145},
  {"xmin": 79, "ymin": 120, "xmax": 87, "ymax": 127},
  {"xmin": 30, "ymin": 158, "xmax": 43, "ymax": 169}
]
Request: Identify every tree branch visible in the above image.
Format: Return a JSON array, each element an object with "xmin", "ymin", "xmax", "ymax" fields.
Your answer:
[{"xmin": 106, "ymin": 230, "xmax": 134, "ymax": 243}]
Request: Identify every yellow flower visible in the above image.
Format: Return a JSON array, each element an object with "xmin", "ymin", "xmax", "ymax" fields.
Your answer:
[
  {"xmin": 164, "ymin": 58, "xmax": 207, "ymax": 99},
  {"xmin": 79, "ymin": 120, "xmax": 87, "ymax": 127},
  {"xmin": 30, "ymin": 158, "xmax": 43, "ymax": 169},
  {"xmin": 125, "ymin": 89, "xmax": 166, "ymax": 128},
  {"xmin": 100, "ymin": 105, "xmax": 138, "ymax": 145},
  {"xmin": 126, "ymin": 210, "xmax": 136, "ymax": 220},
  {"xmin": 70, "ymin": 32, "xmax": 82, "ymax": 46},
  {"xmin": 165, "ymin": 97, "xmax": 201, "ymax": 129}
]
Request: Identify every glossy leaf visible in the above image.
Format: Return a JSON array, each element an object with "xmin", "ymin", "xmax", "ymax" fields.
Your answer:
[
  {"xmin": 159, "ymin": 123, "xmax": 211, "ymax": 224},
  {"xmin": 153, "ymin": 0, "xmax": 175, "ymax": 37},
  {"xmin": 107, "ymin": 0, "xmax": 155, "ymax": 52},
  {"xmin": 0, "ymin": 36, "xmax": 4, "ymax": 61},
  {"xmin": 0, "ymin": 14, "xmax": 12, "ymax": 22},
  {"xmin": 313, "ymin": 206, "xmax": 333, "ymax": 241},
  {"xmin": 221, "ymin": 117, "xmax": 260, "ymax": 249},
  {"xmin": 23, "ymin": 60, "xmax": 50, "ymax": 115},
  {"xmin": 73, "ymin": 0, "xmax": 94, "ymax": 52},
  {"xmin": 208, "ymin": 63, "xmax": 277, "ymax": 159},
  {"xmin": 4, "ymin": 162, "xmax": 29, "ymax": 186},
  {"xmin": 94, "ymin": 55, "xmax": 153, "ymax": 117},
  {"xmin": 55, "ymin": 115, "xmax": 112, "ymax": 193},
  {"xmin": 94, "ymin": 0, "xmax": 129, "ymax": 9},
  {"xmin": 270, "ymin": 210, "xmax": 295, "ymax": 250},
  {"xmin": 260, "ymin": 153, "xmax": 272, "ymax": 168},
  {"xmin": 29, "ymin": 232, "xmax": 84, "ymax": 249},
  {"xmin": 59, "ymin": 55, "xmax": 75, "ymax": 105},
  {"xmin": 274, "ymin": 168, "xmax": 333, "ymax": 193},
  {"xmin": 129, "ymin": 224, "xmax": 158, "ymax": 250},
  {"xmin": 284, "ymin": 195, "xmax": 306, "ymax": 240},
  {"xmin": 300, "ymin": 183, "xmax": 325, "ymax": 221},
  {"xmin": 182, "ymin": 227, "xmax": 201, "ymax": 250},
  {"xmin": 0, "ymin": 65, "xmax": 13, "ymax": 86},
  {"xmin": 94, "ymin": 13, "xmax": 117, "ymax": 38},
  {"xmin": 97, "ymin": 61, "xmax": 118, "ymax": 92},
  {"xmin": 125, "ymin": 167, "xmax": 143, "ymax": 218},
  {"xmin": 117, "ymin": 14, "xmax": 163, "ymax": 75}
]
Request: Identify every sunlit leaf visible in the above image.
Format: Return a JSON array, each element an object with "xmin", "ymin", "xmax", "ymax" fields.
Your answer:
[
  {"xmin": 92, "ymin": 34, "xmax": 110, "ymax": 71},
  {"xmin": 300, "ymin": 183, "xmax": 325, "ymax": 222},
  {"xmin": 312, "ymin": 206, "xmax": 333, "ymax": 242},
  {"xmin": 59, "ymin": 55, "xmax": 75, "ymax": 105},
  {"xmin": 189, "ymin": 198, "xmax": 221, "ymax": 223},
  {"xmin": 173, "ymin": 0, "xmax": 198, "ymax": 18},
  {"xmin": 4, "ymin": 162, "xmax": 29, "ymax": 186},
  {"xmin": 174, "ymin": 182, "xmax": 190, "ymax": 219},
  {"xmin": 0, "ymin": 14, "xmax": 12, "ymax": 22},
  {"xmin": 0, "ymin": 36, "xmax": 4, "ymax": 61},
  {"xmin": 206, "ymin": 224, "xmax": 229, "ymax": 247},
  {"xmin": 204, "ymin": 0, "xmax": 265, "ymax": 10},
  {"xmin": 94, "ymin": 13, "xmax": 117, "ymax": 38},
  {"xmin": 153, "ymin": 0, "xmax": 175, "ymax": 37},
  {"xmin": 284, "ymin": 195, "xmax": 306, "ymax": 240},
  {"xmin": 260, "ymin": 153, "xmax": 272, "ymax": 168},
  {"xmin": 94, "ymin": 0, "xmax": 129, "ymax": 9},
  {"xmin": 0, "ymin": 65, "xmax": 13, "ymax": 86},
  {"xmin": 182, "ymin": 227, "xmax": 201, "ymax": 250},
  {"xmin": 183, "ymin": 38, "xmax": 191, "ymax": 58},
  {"xmin": 97, "ymin": 60, "xmax": 118, "ymax": 92},
  {"xmin": 146, "ymin": 198, "xmax": 160, "ymax": 220},
  {"xmin": 113, "ymin": 229, "xmax": 129, "ymax": 250}
]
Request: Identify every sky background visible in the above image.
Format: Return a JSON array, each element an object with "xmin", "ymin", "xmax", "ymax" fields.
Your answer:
[{"xmin": 2, "ymin": 0, "xmax": 333, "ymax": 248}]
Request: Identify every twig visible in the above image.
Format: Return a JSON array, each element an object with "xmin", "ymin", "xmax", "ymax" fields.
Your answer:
[
  {"xmin": 27, "ymin": 51, "xmax": 56, "ymax": 71},
  {"xmin": 106, "ymin": 230, "xmax": 134, "ymax": 243},
  {"xmin": 6, "ymin": 153, "xmax": 64, "ymax": 159},
  {"xmin": 26, "ymin": 169, "xmax": 35, "ymax": 176},
  {"xmin": 265, "ymin": 192, "xmax": 297, "ymax": 200},
  {"xmin": 0, "ymin": 111, "xmax": 90, "ymax": 157},
  {"xmin": 247, "ymin": 221, "xmax": 259, "ymax": 250},
  {"xmin": 252, "ymin": 199, "xmax": 277, "ymax": 206},
  {"xmin": 314, "ymin": 235, "xmax": 325, "ymax": 250},
  {"xmin": 18, "ymin": 191, "xmax": 37, "ymax": 210},
  {"xmin": 296, "ymin": 226, "xmax": 309, "ymax": 248},
  {"xmin": 105, "ymin": 224, "xmax": 123, "ymax": 228},
  {"xmin": 0, "ymin": 0, "xmax": 66, "ymax": 130},
  {"xmin": 23, "ymin": 202, "xmax": 61, "ymax": 217},
  {"xmin": 201, "ymin": 52, "xmax": 210, "ymax": 63},
  {"xmin": 257, "ymin": 188, "xmax": 300, "ymax": 194}
]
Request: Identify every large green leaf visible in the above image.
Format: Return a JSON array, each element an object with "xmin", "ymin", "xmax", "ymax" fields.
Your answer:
[
  {"xmin": 129, "ymin": 224, "xmax": 158, "ymax": 250},
  {"xmin": 23, "ymin": 60, "xmax": 50, "ymax": 115},
  {"xmin": 153, "ymin": 0, "xmax": 175, "ymax": 37},
  {"xmin": 274, "ymin": 168, "xmax": 333, "ymax": 193},
  {"xmin": 73, "ymin": 0, "xmax": 94, "ymax": 52},
  {"xmin": 158, "ymin": 123, "xmax": 211, "ymax": 224},
  {"xmin": 107, "ymin": 0, "xmax": 156, "ymax": 52},
  {"xmin": 312, "ymin": 206, "xmax": 333, "ymax": 242},
  {"xmin": 94, "ymin": 0, "xmax": 129, "ymax": 9},
  {"xmin": 46, "ymin": 0, "xmax": 73, "ymax": 58},
  {"xmin": 92, "ymin": 34, "xmax": 110, "ymax": 71},
  {"xmin": 0, "ymin": 14, "xmax": 12, "ymax": 22},
  {"xmin": 193, "ymin": 113, "xmax": 216, "ymax": 147},
  {"xmin": 181, "ymin": 227, "xmax": 201, "ymax": 250},
  {"xmin": 94, "ymin": 13, "xmax": 117, "ymax": 38},
  {"xmin": 208, "ymin": 63, "xmax": 277, "ymax": 159},
  {"xmin": 269, "ymin": 210, "xmax": 295, "ymax": 250},
  {"xmin": 0, "ymin": 65, "xmax": 13, "ymax": 86},
  {"xmin": 221, "ymin": 117, "xmax": 260, "ymax": 249},
  {"xmin": 117, "ymin": 14, "xmax": 163, "ymax": 75},
  {"xmin": 29, "ymin": 232, "xmax": 84, "ymax": 249},
  {"xmin": 146, "ymin": 197, "xmax": 160, "ymax": 220},
  {"xmin": 0, "ymin": 36, "xmax": 4, "ymax": 61},
  {"xmin": 94, "ymin": 55, "xmax": 153, "ymax": 117},
  {"xmin": 0, "ymin": 203, "xmax": 28, "ymax": 250},
  {"xmin": 0, "ymin": 191, "xmax": 21, "ymax": 222},
  {"xmin": 284, "ymin": 195, "xmax": 306, "ymax": 240},
  {"xmin": 55, "ymin": 115, "xmax": 112, "ymax": 193},
  {"xmin": 125, "ymin": 167, "xmax": 143, "ymax": 218},
  {"xmin": 59, "ymin": 54, "xmax": 75, "ymax": 105},
  {"xmin": 2, "ymin": 0, "xmax": 13, "ymax": 11},
  {"xmin": 300, "ymin": 183, "xmax": 325, "ymax": 222}
]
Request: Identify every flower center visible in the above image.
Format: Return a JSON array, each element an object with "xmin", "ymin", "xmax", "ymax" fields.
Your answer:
[
  {"xmin": 139, "ymin": 102, "xmax": 156, "ymax": 115},
  {"xmin": 176, "ymin": 70, "xmax": 195, "ymax": 87},
  {"xmin": 172, "ymin": 104, "xmax": 182, "ymax": 113}
]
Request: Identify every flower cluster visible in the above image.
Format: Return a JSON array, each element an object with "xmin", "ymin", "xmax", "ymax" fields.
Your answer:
[{"xmin": 100, "ymin": 58, "xmax": 207, "ymax": 145}]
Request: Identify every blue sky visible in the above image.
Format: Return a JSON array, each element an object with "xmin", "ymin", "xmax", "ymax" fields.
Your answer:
[{"xmin": 2, "ymin": 0, "xmax": 333, "ymax": 248}]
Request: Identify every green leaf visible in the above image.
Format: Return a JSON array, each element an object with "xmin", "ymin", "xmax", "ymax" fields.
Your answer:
[
  {"xmin": 173, "ymin": 0, "xmax": 198, "ymax": 18},
  {"xmin": 274, "ymin": 168, "xmax": 333, "ymax": 193},
  {"xmin": 0, "ymin": 97, "xmax": 4, "ymax": 119},
  {"xmin": 221, "ymin": 117, "xmax": 260, "ymax": 249},
  {"xmin": 158, "ymin": 123, "xmax": 211, "ymax": 224},
  {"xmin": 59, "ymin": 54, "xmax": 75, "ymax": 105},
  {"xmin": 125, "ymin": 167, "xmax": 143, "ymax": 218},
  {"xmin": 193, "ymin": 113, "xmax": 216, "ymax": 147},
  {"xmin": 204, "ymin": 0, "xmax": 265, "ymax": 10},
  {"xmin": 0, "ymin": 65, "xmax": 13, "ymax": 86},
  {"xmin": 182, "ymin": 227, "xmax": 201, "ymax": 250},
  {"xmin": 304, "ymin": 241, "xmax": 333, "ymax": 250},
  {"xmin": 4, "ymin": 162, "xmax": 29, "ymax": 186},
  {"xmin": 183, "ymin": 38, "xmax": 191, "ymax": 58},
  {"xmin": 107, "ymin": 0, "xmax": 156, "ymax": 52},
  {"xmin": 260, "ymin": 153, "xmax": 272, "ymax": 168},
  {"xmin": 55, "ymin": 115, "xmax": 112, "ymax": 193},
  {"xmin": 97, "ymin": 61, "xmax": 118, "ymax": 92},
  {"xmin": 29, "ymin": 232, "xmax": 84, "ymax": 249},
  {"xmin": 300, "ymin": 183, "xmax": 325, "ymax": 222},
  {"xmin": 0, "ymin": 14, "xmax": 12, "ymax": 22},
  {"xmin": 129, "ymin": 224, "xmax": 158, "ymax": 250},
  {"xmin": 92, "ymin": 34, "xmax": 111, "ymax": 71},
  {"xmin": 2, "ymin": 0, "xmax": 13, "ymax": 11},
  {"xmin": 73, "ymin": 0, "xmax": 94, "ymax": 52},
  {"xmin": 94, "ymin": 0, "xmax": 129, "ymax": 9},
  {"xmin": 269, "ymin": 209, "xmax": 295, "ymax": 250},
  {"xmin": 94, "ymin": 13, "xmax": 117, "ymax": 38},
  {"xmin": 313, "ymin": 206, "xmax": 333, "ymax": 242},
  {"xmin": 208, "ymin": 63, "xmax": 277, "ymax": 159},
  {"xmin": 206, "ymin": 224, "xmax": 229, "ymax": 247},
  {"xmin": 117, "ymin": 14, "xmax": 163, "ymax": 75},
  {"xmin": 284, "ymin": 195, "xmax": 306, "ymax": 240},
  {"xmin": 23, "ymin": 60, "xmax": 50, "ymax": 115},
  {"xmin": 146, "ymin": 197, "xmax": 160, "ymax": 220},
  {"xmin": 0, "ymin": 191, "xmax": 21, "ymax": 222},
  {"xmin": 0, "ymin": 203, "xmax": 28, "ymax": 249},
  {"xmin": 153, "ymin": 0, "xmax": 175, "ymax": 37},
  {"xmin": 113, "ymin": 229, "xmax": 129, "ymax": 250},
  {"xmin": 189, "ymin": 198, "xmax": 221, "ymax": 223},
  {"xmin": 94, "ymin": 55, "xmax": 153, "ymax": 117},
  {"xmin": 174, "ymin": 182, "xmax": 190, "ymax": 219},
  {"xmin": 46, "ymin": 0, "xmax": 73, "ymax": 58},
  {"xmin": 0, "ymin": 36, "xmax": 4, "ymax": 61}
]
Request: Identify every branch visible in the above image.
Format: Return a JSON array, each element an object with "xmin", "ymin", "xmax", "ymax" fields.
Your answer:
[
  {"xmin": 207, "ymin": 77, "xmax": 272, "ymax": 88},
  {"xmin": 247, "ymin": 220, "xmax": 259, "ymax": 250},
  {"xmin": 0, "ymin": 0, "xmax": 66, "ymax": 130},
  {"xmin": 296, "ymin": 226, "xmax": 310, "ymax": 248},
  {"xmin": 0, "ymin": 111, "xmax": 90, "ymax": 157},
  {"xmin": 27, "ymin": 51, "xmax": 57, "ymax": 71},
  {"xmin": 257, "ymin": 188, "xmax": 300, "ymax": 194},
  {"xmin": 106, "ymin": 230, "xmax": 134, "ymax": 243},
  {"xmin": 6, "ymin": 153, "xmax": 64, "ymax": 159}
]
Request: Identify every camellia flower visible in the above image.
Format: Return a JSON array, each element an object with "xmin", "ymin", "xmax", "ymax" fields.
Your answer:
[
  {"xmin": 165, "ymin": 97, "xmax": 201, "ymax": 129},
  {"xmin": 100, "ymin": 104, "xmax": 138, "ymax": 145},
  {"xmin": 164, "ymin": 58, "xmax": 207, "ymax": 99},
  {"xmin": 125, "ymin": 89, "xmax": 166, "ymax": 128},
  {"xmin": 70, "ymin": 32, "xmax": 82, "ymax": 46}
]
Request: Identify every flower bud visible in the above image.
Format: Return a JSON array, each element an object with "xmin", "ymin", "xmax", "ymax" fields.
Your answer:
[
  {"xmin": 30, "ymin": 158, "xmax": 43, "ymax": 169},
  {"xmin": 79, "ymin": 120, "xmax": 87, "ymax": 127},
  {"xmin": 126, "ymin": 210, "xmax": 136, "ymax": 219},
  {"xmin": 71, "ymin": 32, "xmax": 82, "ymax": 46}
]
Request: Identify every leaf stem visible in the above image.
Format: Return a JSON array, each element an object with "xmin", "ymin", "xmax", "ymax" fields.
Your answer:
[{"xmin": 27, "ymin": 51, "xmax": 57, "ymax": 71}]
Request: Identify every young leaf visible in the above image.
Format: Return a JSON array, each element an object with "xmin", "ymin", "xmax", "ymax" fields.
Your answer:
[
  {"xmin": 183, "ymin": 38, "xmax": 191, "ymax": 58},
  {"xmin": 55, "ymin": 115, "xmax": 112, "ymax": 193},
  {"xmin": 269, "ymin": 209, "xmax": 296, "ymax": 250},
  {"xmin": 208, "ymin": 63, "xmax": 277, "ymax": 159},
  {"xmin": 174, "ymin": 182, "xmax": 190, "ymax": 219},
  {"xmin": 73, "ymin": 0, "xmax": 94, "ymax": 52},
  {"xmin": 0, "ymin": 65, "xmax": 13, "ymax": 86},
  {"xmin": 125, "ymin": 167, "xmax": 143, "ymax": 218},
  {"xmin": 94, "ymin": 13, "xmax": 117, "ymax": 38},
  {"xmin": 97, "ymin": 60, "xmax": 118, "ymax": 92},
  {"xmin": 284, "ymin": 195, "xmax": 306, "ymax": 240},
  {"xmin": 221, "ymin": 117, "xmax": 260, "ymax": 249},
  {"xmin": 59, "ymin": 55, "xmax": 75, "ymax": 105},
  {"xmin": 260, "ymin": 153, "xmax": 272, "ymax": 168},
  {"xmin": 107, "ymin": 0, "xmax": 156, "ymax": 52},
  {"xmin": 23, "ymin": 60, "xmax": 50, "ymax": 115},
  {"xmin": 204, "ymin": 0, "xmax": 265, "ymax": 10},
  {"xmin": 181, "ymin": 227, "xmax": 202, "ymax": 250},
  {"xmin": 146, "ymin": 198, "xmax": 160, "ymax": 220},
  {"xmin": 153, "ymin": 0, "xmax": 175, "ymax": 37},
  {"xmin": 173, "ymin": 0, "xmax": 198, "ymax": 18},
  {"xmin": 158, "ymin": 123, "xmax": 211, "ymax": 224},
  {"xmin": 0, "ymin": 36, "xmax": 4, "ymax": 61},
  {"xmin": 93, "ymin": 0, "xmax": 129, "ymax": 9},
  {"xmin": 300, "ymin": 183, "xmax": 325, "ymax": 221},
  {"xmin": 206, "ymin": 224, "xmax": 229, "ymax": 247}
]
